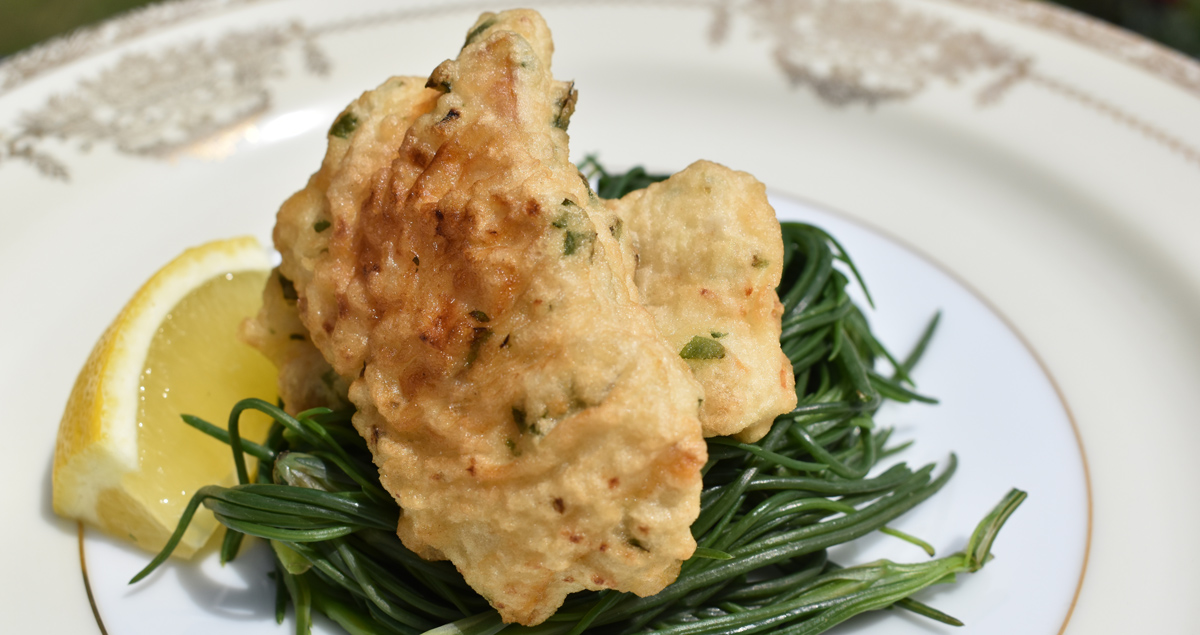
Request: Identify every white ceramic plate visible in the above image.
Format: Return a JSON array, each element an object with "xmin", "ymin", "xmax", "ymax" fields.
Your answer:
[
  {"xmin": 4, "ymin": 0, "xmax": 1199, "ymax": 633},
  {"xmin": 77, "ymin": 194, "xmax": 1089, "ymax": 635}
]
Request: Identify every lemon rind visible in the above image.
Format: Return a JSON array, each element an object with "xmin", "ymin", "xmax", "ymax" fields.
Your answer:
[{"xmin": 53, "ymin": 236, "xmax": 270, "ymax": 530}]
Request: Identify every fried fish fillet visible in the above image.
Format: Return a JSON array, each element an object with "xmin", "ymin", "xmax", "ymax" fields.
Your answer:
[
  {"xmin": 240, "ymin": 269, "xmax": 350, "ymax": 413},
  {"xmin": 606, "ymin": 162, "xmax": 797, "ymax": 441},
  {"xmin": 244, "ymin": 75, "xmax": 438, "ymax": 413},
  {"xmin": 261, "ymin": 10, "xmax": 707, "ymax": 625}
]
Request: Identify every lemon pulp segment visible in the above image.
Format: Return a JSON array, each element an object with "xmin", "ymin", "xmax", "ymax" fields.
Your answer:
[{"xmin": 101, "ymin": 270, "xmax": 278, "ymax": 553}]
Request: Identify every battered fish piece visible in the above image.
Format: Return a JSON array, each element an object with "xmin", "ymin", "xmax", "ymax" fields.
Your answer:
[
  {"xmin": 240, "ymin": 269, "xmax": 350, "ymax": 413},
  {"xmin": 243, "ymin": 75, "xmax": 438, "ymax": 413},
  {"xmin": 607, "ymin": 162, "xmax": 797, "ymax": 441},
  {"xmin": 269, "ymin": 10, "xmax": 707, "ymax": 626}
]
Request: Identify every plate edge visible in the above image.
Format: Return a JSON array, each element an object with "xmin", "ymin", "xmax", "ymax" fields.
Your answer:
[
  {"xmin": 2, "ymin": 0, "xmax": 1199, "ymax": 103},
  {"xmin": 75, "ymin": 192, "xmax": 1096, "ymax": 635}
]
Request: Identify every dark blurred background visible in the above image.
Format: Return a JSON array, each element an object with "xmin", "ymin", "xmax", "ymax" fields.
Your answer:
[{"xmin": 2, "ymin": 0, "xmax": 1199, "ymax": 59}]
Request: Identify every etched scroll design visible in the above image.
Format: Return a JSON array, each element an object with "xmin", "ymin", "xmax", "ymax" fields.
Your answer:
[
  {"xmin": 714, "ymin": 0, "xmax": 1032, "ymax": 107},
  {"xmin": 0, "ymin": 22, "xmax": 328, "ymax": 180},
  {"xmin": 3, "ymin": 0, "xmax": 1197, "ymax": 180}
]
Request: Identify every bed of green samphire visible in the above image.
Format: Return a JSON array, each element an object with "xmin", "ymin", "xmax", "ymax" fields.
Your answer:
[{"xmin": 132, "ymin": 161, "xmax": 1026, "ymax": 635}]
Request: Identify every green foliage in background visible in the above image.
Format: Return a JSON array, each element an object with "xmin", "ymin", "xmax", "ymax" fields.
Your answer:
[
  {"xmin": 0, "ymin": 0, "xmax": 159, "ymax": 58},
  {"xmin": 1051, "ymin": 0, "xmax": 1200, "ymax": 58}
]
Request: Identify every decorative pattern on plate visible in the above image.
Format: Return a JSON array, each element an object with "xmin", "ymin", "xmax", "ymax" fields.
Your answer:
[
  {"xmin": 942, "ymin": 0, "xmax": 1200, "ymax": 99},
  {"xmin": 714, "ymin": 0, "xmax": 1030, "ymax": 106},
  {"xmin": 0, "ymin": 22, "xmax": 328, "ymax": 180},
  {"xmin": 1025, "ymin": 72, "xmax": 1200, "ymax": 165},
  {"xmin": 0, "ymin": 0, "xmax": 267, "ymax": 96},
  {"xmin": 3, "ymin": 0, "xmax": 1198, "ymax": 101},
  {"xmin": 1, "ymin": 0, "xmax": 1197, "ymax": 180},
  {"xmin": 712, "ymin": 0, "xmax": 1200, "ymax": 166}
]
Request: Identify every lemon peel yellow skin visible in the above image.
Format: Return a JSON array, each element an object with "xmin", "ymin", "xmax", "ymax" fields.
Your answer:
[{"xmin": 53, "ymin": 236, "xmax": 277, "ymax": 558}]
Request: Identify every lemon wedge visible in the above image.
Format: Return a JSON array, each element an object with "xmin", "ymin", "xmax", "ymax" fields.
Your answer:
[{"xmin": 53, "ymin": 236, "xmax": 278, "ymax": 558}]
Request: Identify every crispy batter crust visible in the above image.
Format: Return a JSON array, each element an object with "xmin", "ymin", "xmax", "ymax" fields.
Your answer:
[
  {"xmin": 607, "ymin": 162, "xmax": 797, "ymax": 441},
  {"xmin": 240, "ymin": 269, "xmax": 350, "ymax": 413},
  {"xmin": 258, "ymin": 11, "xmax": 707, "ymax": 625},
  {"xmin": 243, "ymin": 75, "xmax": 439, "ymax": 414}
]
